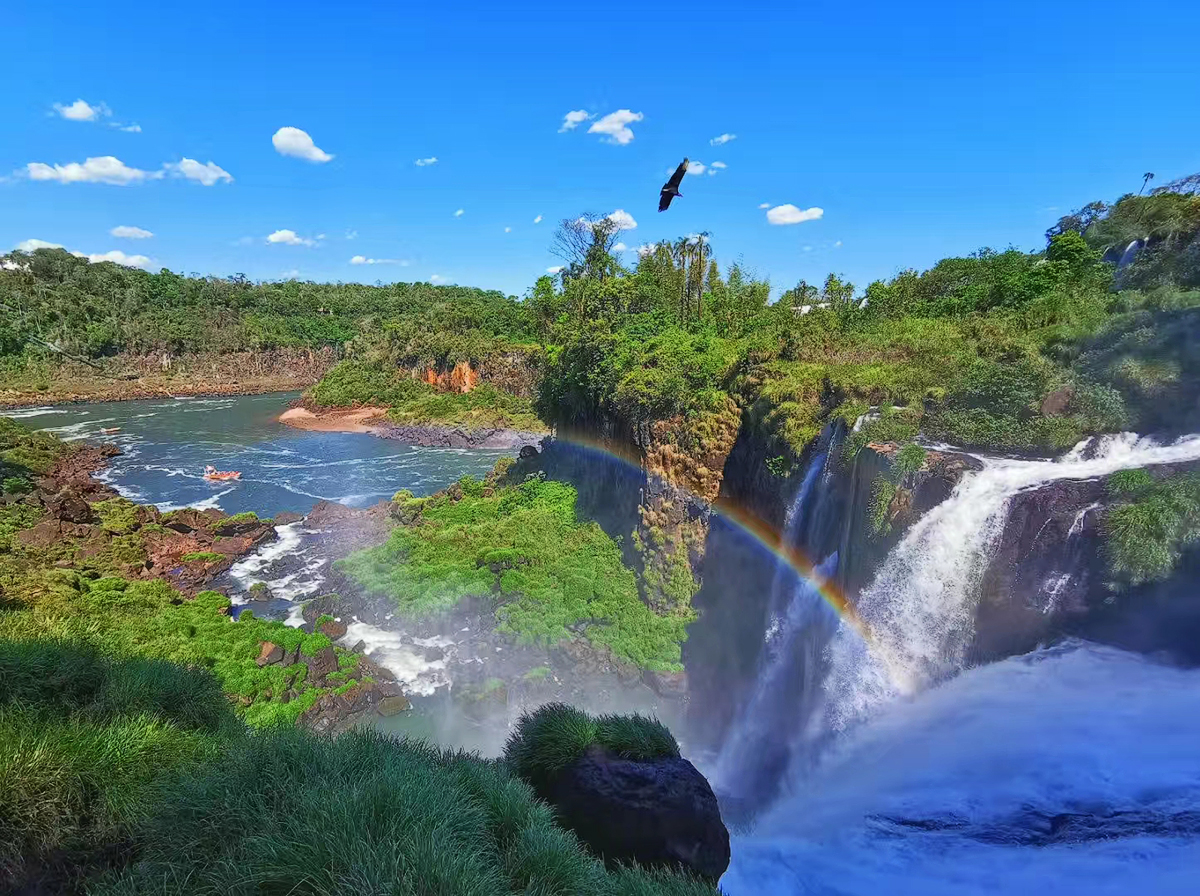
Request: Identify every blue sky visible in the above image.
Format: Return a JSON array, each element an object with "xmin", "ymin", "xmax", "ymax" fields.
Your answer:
[{"xmin": 2, "ymin": 0, "xmax": 1198, "ymax": 298}]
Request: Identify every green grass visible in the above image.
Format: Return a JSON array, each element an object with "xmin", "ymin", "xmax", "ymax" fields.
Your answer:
[
  {"xmin": 337, "ymin": 476, "xmax": 691, "ymax": 671},
  {"xmin": 310, "ymin": 359, "xmax": 547, "ymax": 432},
  {"xmin": 94, "ymin": 498, "xmax": 141, "ymax": 535},
  {"xmin": 504, "ymin": 703, "xmax": 680, "ymax": 795},
  {"xmin": 0, "ymin": 415, "xmax": 72, "ymax": 477},
  {"xmin": 1103, "ymin": 471, "xmax": 1200, "ymax": 587},
  {"xmin": 181, "ymin": 551, "xmax": 225, "ymax": 563}
]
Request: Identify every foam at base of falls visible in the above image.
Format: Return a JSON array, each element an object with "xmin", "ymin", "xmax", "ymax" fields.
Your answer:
[
  {"xmin": 723, "ymin": 643, "xmax": 1200, "ymax": 896},
  {"xmin": 342, "ymin": 621, "xmax": 451, "ymax": 696}
]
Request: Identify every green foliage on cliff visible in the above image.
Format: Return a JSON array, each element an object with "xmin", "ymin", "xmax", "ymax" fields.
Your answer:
[
  {"xmin": 0, "ymin": 415, "xmax": 72, "ymax": 479},
  {"xmin": 310, "ymin": 359, "xmax": 545, "ymax": 431},
  {"xmin": 1103, "ymin": 470, "xmax": 1200, "ymax": 587},
  {"xmin": 337, "ymin": 475, "xmax": 690, "ymax": 671},
  {"xmin": 504, "ymin": 703, "xmax": 680, "ymax": 794},
  {"xmin": 531, "ymin": 191, "xmax": 1200, "ymax": 458}
]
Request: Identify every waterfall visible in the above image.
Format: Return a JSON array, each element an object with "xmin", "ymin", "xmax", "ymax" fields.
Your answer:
[
  {"xmin": 819, "ymin": 432, "xmax": 1200, "ymax": 734},
  {"xmin": 722, "ymin": 643, "xmax": 1200, "ymax": 896},
  {"xmin": 1114, "ymin": 238, "xmax": 1145, "ymax": 286},
  {"xmin": 710, "ymin": 449, "xmax": 837, "ymax": 808}
]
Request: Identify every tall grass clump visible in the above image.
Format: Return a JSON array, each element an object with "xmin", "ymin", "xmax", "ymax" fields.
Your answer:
[
  {"xmin": 504, "ymin": 703, "xmax": 680, "ymax": 795},
  {"xmin": 1103, "ymin": 470, "xmax": 1200, "ymax": 587},
  {"xmin": 96, "ymin": 726, "xmax": 714, "ymax": 896}
]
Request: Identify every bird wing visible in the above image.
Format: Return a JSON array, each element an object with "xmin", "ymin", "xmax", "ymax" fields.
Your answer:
[
  {"xmin": 666, "ymin": 159, "xmax": 688, "ymax": 191},
  {"xmin": 658, "ymin": 190, "xmax": 674, "ymax": 212}
]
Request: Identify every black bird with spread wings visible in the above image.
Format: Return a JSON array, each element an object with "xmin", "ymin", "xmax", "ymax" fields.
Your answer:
[{"xmin": 659, "ymin": 157, "xmax": 688, "ymax": 212}]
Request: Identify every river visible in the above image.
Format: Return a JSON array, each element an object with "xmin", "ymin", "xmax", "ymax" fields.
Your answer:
[{"xmin": 2, "ymin": 393, "xmax": 511, "ymax": 516}]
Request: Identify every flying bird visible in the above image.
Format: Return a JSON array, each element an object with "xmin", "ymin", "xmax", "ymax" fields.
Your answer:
[{"xmin": 659, "ymin": 158, "xmax": 688, "ymax": 212}]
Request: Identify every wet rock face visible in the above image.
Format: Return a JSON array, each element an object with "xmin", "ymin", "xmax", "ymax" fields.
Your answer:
[{"xmin": 542, "ymin": 745, "xmax": 730, "ymax": 884}]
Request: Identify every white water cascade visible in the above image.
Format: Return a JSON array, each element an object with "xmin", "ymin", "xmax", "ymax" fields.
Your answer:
[
  {"xmin": 721, "ymin": 432, "xmax": 1200, "ymax": 894},
  {"xmin": 823, "ymin": 432, "xmax": 1200, "ymax": 733}
]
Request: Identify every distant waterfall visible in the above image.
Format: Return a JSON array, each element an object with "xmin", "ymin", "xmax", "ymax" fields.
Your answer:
[
  {"xmin": 1114, "ymin": 238, "xmax": 1145, "ymax": 287},
  {"xmin": 711, "ymin": 449, "xmax": 838, "ymax": 809}
]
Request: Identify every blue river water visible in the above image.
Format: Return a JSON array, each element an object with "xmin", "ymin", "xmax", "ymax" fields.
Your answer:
[{"xmin": 3, "ymin": 392, "xmax": 511, "ymax": 516}]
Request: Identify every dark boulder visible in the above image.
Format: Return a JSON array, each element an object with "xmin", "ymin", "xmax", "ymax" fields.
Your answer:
[
  {"xmin": 643, "ymin": 669, "xmax": 688, "ymax": 699},
  {"xmin": 519, "ymin": 444, "xmax": 539, "ymax": 460},
  {"xmin": 46, "ymin": 488, "xmax": 93, "ymax": 524},
  {"xmin": 377, "ymin": 694, "xmax": 412, "ymax": 716},
  {"xmin": 319, "ymin": 618, "xmax": 348, "ymax": 640},
  {"xmin": 273, "ymin": 510, "xmax": 304, "ymax": 525},
  {"xmin": 256, "ymin": 642, "xmax": 284, "ymax": 667},
  {"xmin": 542, "ymin": 745, "xmax": 730, "ymax": 883},
  {"xmin": 304, "ymin": 646, "xmax": 338, "ymax": 683}
]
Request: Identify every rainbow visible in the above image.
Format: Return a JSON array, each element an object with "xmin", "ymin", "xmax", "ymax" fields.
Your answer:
[{"xmin": 539, "ymin": 434, "xmax": 871, "ymax": 643}]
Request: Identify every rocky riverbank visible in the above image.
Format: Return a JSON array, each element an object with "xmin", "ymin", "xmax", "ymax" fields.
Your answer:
[{"xmin": 279, "ymin": 402, "xmax": 546, "ymax": 449}]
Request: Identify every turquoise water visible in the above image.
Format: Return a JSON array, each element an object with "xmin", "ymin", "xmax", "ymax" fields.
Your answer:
[{"xmin": 3, "ymin": 392, "xmax": 511, "ymax": 516}]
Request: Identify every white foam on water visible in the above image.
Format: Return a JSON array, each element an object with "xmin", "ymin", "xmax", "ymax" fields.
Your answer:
[
  {"xmin": 227, "ymin": 522, "xmax": 305, "ymax": 580},
  {"xmin": 156, "ymin": 487, "xmax": 234, "ymax": 513},
  {"xmin": 37, "ymin": 418, "xmax": 118, "ymax": 440},
  {"xmin": 823, "ymin": 432, "xmax": 1200, "ymax": 733},
  {"xmin": 0, "ymin": 406, "xmax": 65, "ymax": 419},
  {"xmin": 723, "ymin": 643, "xmax": 1200, "ymax": 896},
  {"xmin": 342, "ymin": 621, "xmax": 452, "ymax": 696}
]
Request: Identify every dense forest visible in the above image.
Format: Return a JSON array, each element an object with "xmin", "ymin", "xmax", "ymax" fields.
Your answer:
[{"xmin": 4, "ymin": 183, "xmax": 1200, "ymax": 455}]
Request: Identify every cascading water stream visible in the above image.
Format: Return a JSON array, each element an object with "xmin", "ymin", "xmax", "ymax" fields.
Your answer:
[
  {"xmin": 721, "ymin": 431, "xmax": 1200, "ymax": 894},
  {"xmin": 710, "ymin": 449, "xmax": 836, "ymax": 809}
]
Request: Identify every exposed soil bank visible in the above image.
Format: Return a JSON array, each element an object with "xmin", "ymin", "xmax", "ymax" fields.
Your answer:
[{"xmin": 280, "ymin": 404, "xmax": 545, "ymax": 449}]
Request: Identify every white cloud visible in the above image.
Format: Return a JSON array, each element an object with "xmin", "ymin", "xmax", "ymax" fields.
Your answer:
[
  {"xmin": 613, "ymin": 242, "xmax": 627, "ymax": 252},
  {"xmin": 165, "ymin": 158, "xmax": 232, "ymax": 186},
  {"xmin": 272, "ymin": 127, "xmax": 334, "ymax": 163},
  {"xmin": 429, "ymin": 274, "xmax": 446, "ymax": 283},
  {"xmin": 119, "ymin": 124, "xmax": 142, "ymax": 133},
  {"xmin": 767, "ymin": 204, "xmax": 824, "ymax": 225},
  {"xmin": 16, "ymin": 238, "xmax": 63, "ymax": 252},
  {"xmin": 708, "ymin": 161, "xmax": 727, "ymax": 176},
  {"xmin": 636, "ymin": 244, "xmax": 655, "ymax": 257},
  {"xmin": 350, "ymin": 255, "xmax": 406, "ymax": 265},
  {"xmin": 454, "ymin": 209, "xmax": 464, "ymax": 217},
  {"xmin": 345, "ymin": 229, "xmax": 359, "ymax": 240},
  {"xmin": 758, "ymin": 202, "xmax": 771, "ymax": 209},
  {"xmin": 803, "ymin": 245, "xmax": 813, "ymax": 252},
  {"xmin": 316, "ymin": 233, "xmax": 326, "ymax": 240},
  {"xmin": 415, "ymin": 157, "xmax": 438, "ymax": 166},
  {"xmin": 504, "ymin": 227, "xmax": 512, "ymax": 233},
  {"xmin": 281, "ymin": 269, "xmax": 300, "ymax": 278},
  {"xmin": 533, "ymin": 214, "xmax": 543, "ymax": 224},
  {"xmin": 607, "ymin": 209, "xmax": 638, "ymax": 230},
  {"xmin": 84, "ymin": 250, "xmax": 150, "ymax": 267},
  {"xmin": 53, "ymin": 99, "xmax": 109, "ymax": 122},
  {"xmin": 710, "ymin": 133, "xmax": 736, "ymax": 146},
  {"xmin": 559, "ymin": 110, "xmax": 590, "ymax": 132},
  {"xmin": 546, "ymin": 266, "xmax": 565, "ymax": 274},
  {"xmin": 110, "ymin": 225, "xmax": 153, "ymax": 239},
  {"xmin": 835, "ymin": 240, "xmax": 843, "ymax": 248},
  {"xmin": 588, "ymin": 109, "xmax": 643, "ymax": 145},
  {"xmin": 25, "ymin": 156, "xmax": 154, "ymax": 185},
  {"xmin": 13, "ymin": 239, "xmax": 148, "ymax": 267},
  {"xmin": 267, "ymin": 229, "xmax": 316, "ymax": 247},
  {"xmin": 685, "ymin": 161, "xmax": 707, "ymax": 176}
]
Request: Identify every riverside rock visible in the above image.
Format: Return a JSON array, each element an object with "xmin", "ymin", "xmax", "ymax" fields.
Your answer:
[{"xmin": 543, "ymin": 745, "xmax": 730, "ymax": 883}]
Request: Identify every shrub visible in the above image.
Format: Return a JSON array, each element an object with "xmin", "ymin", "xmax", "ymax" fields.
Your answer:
[
  {"xmin": 504, "ymin": 703, "xmax": 679, "ymax": 795},
  {"xmin": 1103, "ymin": 471, "xmax": 1200, "ymax": 587}
]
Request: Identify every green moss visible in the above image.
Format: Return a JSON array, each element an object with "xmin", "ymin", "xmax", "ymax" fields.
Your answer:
[
  {"xmin": 93, "ymin": 498, "xmax": 141, "ymax": 536},
  {"xmin": 337, "ymin": 476, "xmax": 689, "ymax": 671},
  {"xmin": 181, "ymin": 551, "xmax": 224, "ymax": 563},
  {"xmin": 522, "ymin": 665, "xmax": 551, "ymax": 681}
]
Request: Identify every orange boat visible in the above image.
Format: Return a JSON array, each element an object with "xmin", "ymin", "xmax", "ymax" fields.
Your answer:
[{"xmin": 203, "ymin": 465, "xmax": 242, "ymax": 482}]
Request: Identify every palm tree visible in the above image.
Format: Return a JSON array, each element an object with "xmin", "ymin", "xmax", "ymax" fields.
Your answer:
[{"xmin": 1139, "ymin": 172, "xmax": 1155, "ymax": 195}]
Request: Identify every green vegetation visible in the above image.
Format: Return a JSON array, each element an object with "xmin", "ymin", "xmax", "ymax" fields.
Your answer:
[
  {"xmin": 337, "ymin": 474, "xmax": 691, "ymax": 671},
  {"xmin": 311, "ymin": 359, "xmax": 546, "ymax": 431},
  {"xmin": 3, "ymin": 641, "xmax": 710, "ymax": 896},
  {"xmin": 1103, "ymin": 470, "xmax": 1200, "ymax": 587},
  {"xmin": 528, "ymin": 191, "xmax": 1200, "ymax": 459},
  {"xmin": 181, "ymin": 551, "xmax": 225, "ymax": 563},
  {"xmin": 504, "ymin": 703, "xmax": 679, "ymax": 794},
  {"xmin": 0, "ymin": 248, "xmax": 526, "ymax": 360}
]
